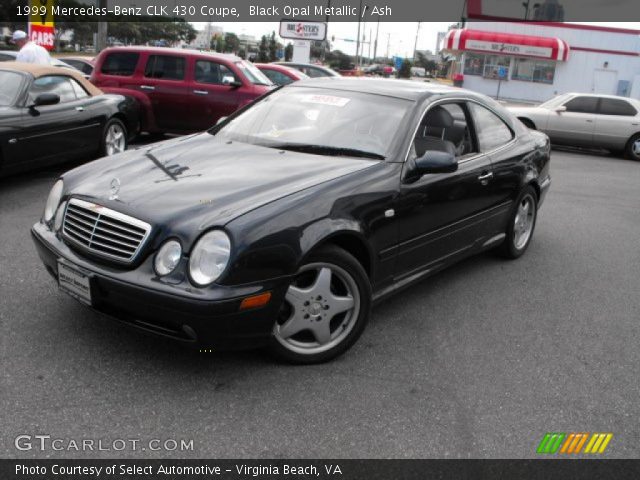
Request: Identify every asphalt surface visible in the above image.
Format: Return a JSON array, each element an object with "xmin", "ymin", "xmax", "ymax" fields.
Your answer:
[{"xmin": 1, "ymin": 145, "xmax": 639, "ymax": 459}]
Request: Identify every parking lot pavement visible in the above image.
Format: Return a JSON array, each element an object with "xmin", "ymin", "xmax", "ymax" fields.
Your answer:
[{"xmin": 1, "ymin": 147, "xmax": 639, "ymax": 459}]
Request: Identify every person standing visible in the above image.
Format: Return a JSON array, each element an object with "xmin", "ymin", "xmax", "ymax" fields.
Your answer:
[{"xmin": 12, "ymin": 30, "xmax": 51, "ymax": 65}]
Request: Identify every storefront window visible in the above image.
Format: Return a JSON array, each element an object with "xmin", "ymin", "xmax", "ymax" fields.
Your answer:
[
  {"xmin": 512, "ymin": 58, "xmax": 556, "ymax": 84},
  {"xmin": 482, "ymin": 55, "xmax": 511, "ymax": 80},
  {"xmin": 463, "ymin": 53, "xmax": 485, "ymax": 76}
]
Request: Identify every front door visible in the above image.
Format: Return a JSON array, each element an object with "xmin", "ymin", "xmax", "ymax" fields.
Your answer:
[
  {"xmin": 395, "ymin": 101, "xmax": 497, "ymax": 278},
  {"xmin": 141, "ymin": 54, "xmax": 189, "ymax": 132},
  {"xmin": 546, "ymin": 95, "xmax": 598, "ymax": 147}
]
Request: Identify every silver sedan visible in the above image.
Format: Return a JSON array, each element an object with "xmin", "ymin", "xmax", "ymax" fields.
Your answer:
[{"xmin": 509, "ymin": 93, "xmax": 640, "ymax": 161}]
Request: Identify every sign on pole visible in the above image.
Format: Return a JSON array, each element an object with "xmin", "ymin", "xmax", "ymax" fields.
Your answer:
[
  {"xmin": 279, "ymin": 21, "xmax": 327, "ymax": 41},
  {"xmin": 29, "ymin": 0, "xmax": 55, "ymax": 50}
]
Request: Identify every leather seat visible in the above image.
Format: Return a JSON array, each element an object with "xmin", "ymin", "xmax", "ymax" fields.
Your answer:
[{"xmin": 414, "ymin": 106, "xmax": 457, "ymax": 157}]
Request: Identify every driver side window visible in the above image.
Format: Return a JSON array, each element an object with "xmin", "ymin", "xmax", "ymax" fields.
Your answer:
[
  {"xmin": 28, "ymin": 76, "xmax": 77, "ymax": 105},
  {"xmin": 410, "ymin": 102, "xmax": 477, "ymax": 161}
]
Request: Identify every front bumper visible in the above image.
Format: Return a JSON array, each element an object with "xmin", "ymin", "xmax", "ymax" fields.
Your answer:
[{"xmin": 31, "ymin": 222, "xmax": 289, "ymax": 350}]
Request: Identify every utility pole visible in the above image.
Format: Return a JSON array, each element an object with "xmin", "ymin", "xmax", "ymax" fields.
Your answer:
[
  {"xmin": 385, "ymin": 32, "xmax": 390, "ymax": 59},
  {"xmin": 373, "ymin": 18, "xmax": 380, "ymax": 61},
  {"xmin": 412, "ymin": 22, "xmax": 421, "ymax": 62},
  {"xmin": 96, "ymin": 0, "xmax": 108, "ymax": 52},
  {"xmin": 368, "ymin": 28, "xmax": 372, "ymax": 59},
  {"xmin": 355, "ymin": 0, "xmax": 362, "ymax": 67}
]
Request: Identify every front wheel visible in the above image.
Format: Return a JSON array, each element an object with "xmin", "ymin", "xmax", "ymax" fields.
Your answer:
[
  {"xmin": 498, "ymin": 186, "xmax": 538, "ymax": 259},
  {"xmin": 269, "ymin": 245, "xmax": 371, "ymax": 364},
  {"xmin": 100, "ymin": 118, "xmax": 128, "ymax": 157}
]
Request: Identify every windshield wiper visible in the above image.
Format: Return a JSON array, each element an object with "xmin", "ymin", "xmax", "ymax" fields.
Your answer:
[{"xmin": 271, "ymin": 143, "xmax": 385, "ymax": 160}]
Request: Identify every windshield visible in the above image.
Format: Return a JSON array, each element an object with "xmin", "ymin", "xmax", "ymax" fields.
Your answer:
[
  {"xmin": 211, "ymin": 87, "xmax": 413, "ymax": 159},
  {"xmin": 0, "ymin": 71, "xmax": 23, "ymax": 106},
  {"xmin": 540, "ymin": 93, "xmax": 571, "ymax": 108},
  {"xmin": 235, "ymin": 61, "xmax": 272, "ymax": 86}
]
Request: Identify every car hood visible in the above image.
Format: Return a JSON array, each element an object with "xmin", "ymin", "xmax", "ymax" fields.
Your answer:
[{"xmin": 64, "ymin": 133, "xmax": 378, "ymax": 229}]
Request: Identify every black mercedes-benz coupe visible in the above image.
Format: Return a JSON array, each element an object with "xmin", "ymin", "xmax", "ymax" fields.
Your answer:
[
  {"xmin": 32, "ymin": 78, "xmax": 551, "ymax": 363},
  {"xmin": 0, "ymin": 62, "xmax": 139, "ymax": 177}
]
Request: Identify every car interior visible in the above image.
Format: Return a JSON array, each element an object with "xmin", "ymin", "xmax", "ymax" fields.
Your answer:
[{"xmin": 412, "ymin": 103, "xmax": 476, "ymax": 160}]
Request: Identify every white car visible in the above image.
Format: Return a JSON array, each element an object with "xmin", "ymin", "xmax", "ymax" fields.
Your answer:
[{"xmin": 508, "ymin": 93, "xmax": 640, "ymax": 161}]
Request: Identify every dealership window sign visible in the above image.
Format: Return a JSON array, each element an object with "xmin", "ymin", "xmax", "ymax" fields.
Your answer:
[
  {"xmin": 279, "ymin": 21, "xmax": 327, "ymax": 41},
  {"xmin": 28, "ymin": 0, "xmax": 55, "ymax": 50}
]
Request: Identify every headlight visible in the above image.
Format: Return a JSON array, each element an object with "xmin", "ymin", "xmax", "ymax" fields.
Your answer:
[
  {"xmin": 188, "ymin": 230, "xmax": 231, "ymax": 286},
  {"xmin": 44, "ymin": 180, "xmax": 63, "ymax": 223},
  {"xmin": 53, "ymin": 201, "xmax": 67, "ymax": 232},
  {"xmin": 154, "ymin": 240, "xmax": 182, "ymax": 276}
]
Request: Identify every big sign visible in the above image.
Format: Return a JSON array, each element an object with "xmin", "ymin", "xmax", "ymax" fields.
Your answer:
[
  {"xmin": 279, "ymin": 21, "xmax": 327, "ymax": 41},
  {"xmin": 29, "ymin": 0, "xmax": 55, "ymax": 50}
]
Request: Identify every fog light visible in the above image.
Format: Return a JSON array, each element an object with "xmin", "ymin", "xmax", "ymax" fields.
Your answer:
[{"xmin": 239, "ymin": 292, "xmax": 272, "ymax": 310}]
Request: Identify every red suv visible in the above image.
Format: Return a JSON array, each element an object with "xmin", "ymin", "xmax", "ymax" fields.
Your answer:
[{"xmin": 91, "ymin": 47, "xmax": 273, "ymax": 134}]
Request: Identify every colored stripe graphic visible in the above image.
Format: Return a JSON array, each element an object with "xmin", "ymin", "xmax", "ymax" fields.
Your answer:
[{"xmin": 538, "ymin": 433, "xmax": 613, "ymax": 454}]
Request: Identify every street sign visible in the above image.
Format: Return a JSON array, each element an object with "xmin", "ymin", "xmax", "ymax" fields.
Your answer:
[
  {"xmin": 29, "ymin": 0, "xmax": 55, "ymax": 50},
  {"xmin": 279, "ymin": 21, "xmax": 327, "ymax": 41}
]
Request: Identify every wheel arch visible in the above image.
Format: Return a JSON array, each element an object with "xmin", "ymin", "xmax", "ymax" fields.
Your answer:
[{"xmin": 303, "ymin": 229, "xmax": 374, "ymax": 280}]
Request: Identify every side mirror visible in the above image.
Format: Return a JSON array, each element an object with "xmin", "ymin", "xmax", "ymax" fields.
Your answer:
[
  {"xmin": 32, "ymin": 93, "xmax": 60, "ymax": 107},
  {"xmin": 414, "ymin": 151, "xmax": 458, "ymax": 175},
  {"xmin": 554, "ymin": 105, "xmax": 567, "ymax": 113},
  {"xmin": 222, "ymin": 76, "xmax": 242, "ymax": 88},
  {"xmin": 215, "ymin": 116, "xmax": 227, "ymax": 125}
]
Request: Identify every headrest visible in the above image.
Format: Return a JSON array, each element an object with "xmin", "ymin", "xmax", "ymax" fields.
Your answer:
[{"xmin": 423, "ymin": 106, "xmax": 454, "ymax": 129}]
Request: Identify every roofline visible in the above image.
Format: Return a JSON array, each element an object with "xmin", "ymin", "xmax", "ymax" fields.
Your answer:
[{"xmin": 467, "ymin": 18, "xmax": 640, "ymax": 35}]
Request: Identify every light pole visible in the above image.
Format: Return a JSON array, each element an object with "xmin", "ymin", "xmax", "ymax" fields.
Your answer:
[
  {"xmin": 355, "ymin": 0, "xmax": 362, "ymax": 67},
  {"xmin": 412, "ymin": 22, "xmax": 421, "ymax": 63},
  {"xmin": 373, "ymin": 17, "xmax": 380, "ymax": 61}
]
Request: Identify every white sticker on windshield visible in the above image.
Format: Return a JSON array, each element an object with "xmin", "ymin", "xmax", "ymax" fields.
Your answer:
[{"xmin": 300, "ymin": 94, "xmax": 350, "ymax": 107}]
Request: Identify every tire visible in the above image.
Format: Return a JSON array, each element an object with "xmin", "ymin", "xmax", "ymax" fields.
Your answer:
[
  {"xmin": 100, "ymin": 118, "xmax": 128, "ymax": 157},
  {"xmin": 519, "ymin": 118, "xmax": 536, "ymax": 130},
  {"xmin": 625, "ymin": 133, "xmax": 640, "ymax": 161},
  {"xmin": 498, "ymin": 186, "xmax": 538, "ymax": 259},
  {"xmin": 268, "ymin": 245, "xmax": 372, "ymax": 364}
]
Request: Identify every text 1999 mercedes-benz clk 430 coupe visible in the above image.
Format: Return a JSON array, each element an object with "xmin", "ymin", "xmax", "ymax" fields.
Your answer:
[{"xmin": 32, "ymin": 78, "xmax": 551, "ymax": 363}]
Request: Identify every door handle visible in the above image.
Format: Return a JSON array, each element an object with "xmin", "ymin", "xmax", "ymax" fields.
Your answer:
[
  {"xmin": 140, "ymin": 85, "xmax": 155, "ymax": 91},
  {"xmin": 478, "ymin": 172, "xmax": 494, "ymax": 185},
  {"xmin": 75, "ymin": 106, "xmax": 84, "ymax": 112},
  {"xmin": 193, "ymin": 90, "xmax": 208, "ymax": 95}
]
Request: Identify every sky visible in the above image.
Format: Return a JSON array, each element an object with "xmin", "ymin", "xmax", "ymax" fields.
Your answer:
[{"xmin": 194, "ymin": 22, "xmax": 640, "ymax": 59}]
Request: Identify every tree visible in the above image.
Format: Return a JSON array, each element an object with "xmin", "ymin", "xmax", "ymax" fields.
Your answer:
[
  {"xmin": 326, "ymin": 50, "xmax": 353, "ymax": 71},
  {"xmin": 415, "ymin": 52, "xmax": 438, "ymax": 73},
  {"xmin": 211, "ymin": 33, "xmax": 225, "ymax": 52},
  {"xmin": 257, "ymin": 35, "xmax": 269, "ymax": 62},
  {"xmin": 284, "ymin": 43, "xmax": 293, "ymax": 61},
  {"xmin": 224, "ymin": 32, "xmax": 240, "ymax": 53},
  {"xmin": 398, "ymin": 59, "xmax": 412, "ymax": 78},
  {"xmin": 268, "ymin": 32, "xmax": 278, "ymax": 62}
]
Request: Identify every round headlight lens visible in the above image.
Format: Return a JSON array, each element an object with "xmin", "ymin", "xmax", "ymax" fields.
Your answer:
[
  {"xmin": 154, "ymin": 240, "xmax": 182, "ymax": 276},
  {"xmin": 53, "ymin": 201, "xmax": 67, "ymax": 232},
  {"xmin": 44, "ymin": 180, "xmax": 63, "ymax": 223},
  {"xmin": 188, "ymin": 230, "xmax": 231, "ymax": 286}
]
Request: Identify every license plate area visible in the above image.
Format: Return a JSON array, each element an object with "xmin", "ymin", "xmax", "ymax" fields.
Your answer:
[{"xmin": 57, "ymin": 259, "xmax": 93, "ymax": 306}]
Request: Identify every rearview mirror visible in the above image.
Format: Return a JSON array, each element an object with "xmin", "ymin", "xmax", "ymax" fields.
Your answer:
[
  {"xmin": 414, "ymin": 151, "xmax": 458, "ymax": 175},
  {"xmin": 554, "ymin": 105, "xmax": 567, "ymax": 113},
  {"xmin": 32, "ymin": 93, "xmax": 60, "ymax": 107},
  {"xmin": 222, "ymin": 76, "xmax": 242, "ymax": 88}
]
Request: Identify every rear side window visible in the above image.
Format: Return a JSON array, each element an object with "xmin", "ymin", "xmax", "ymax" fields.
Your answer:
[
  {"xmin": 144, "ymin": 55, "xmax": 185, "ymax": 80},
  {"xmin": 304, "ymin": 67, "xmax": 328, "ymax": 78},
  {"xmin": 261, "ymin": 69, "xmax": 293, "ymax": 85},
  {"xmin": 599, "ymin": 98, "xmax": 637, "ymax": 116},
  {"xmin": 468, "ymin": 103, "xmax": 514, "ymax": 152},
  {"xmin": 101, "ymin": 52, "xmax": 139, "ymax": 76},
  {"xmin": 564, "ymin": 96, "xmax": 599, "ymax": 114}
]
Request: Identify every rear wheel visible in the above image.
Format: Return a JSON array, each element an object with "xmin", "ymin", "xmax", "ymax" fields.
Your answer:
[
  {"xmin": 269, "ymin": 245, "xmax": 371, "ymax": 364},
  {"xmin": 498, "ymin": 186, "xmax": 538, "ymax": 259},
  {"xmin": 625, "ymin": 133, "xmax": 640, "ymax": 161},
  {"xmin": 100, "ymin": 118, "xmax": 127, "ymax": 157}
]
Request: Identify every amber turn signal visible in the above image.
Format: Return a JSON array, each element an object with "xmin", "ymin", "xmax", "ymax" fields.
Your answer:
[{"xmin": 239, "ymin": 292, "xmax": 272, "ymax": 310}]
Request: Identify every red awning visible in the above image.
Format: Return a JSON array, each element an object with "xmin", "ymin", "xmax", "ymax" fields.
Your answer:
[{"xmin": 444, "ymin": 29, "xmax": 570, "ymax": 61}]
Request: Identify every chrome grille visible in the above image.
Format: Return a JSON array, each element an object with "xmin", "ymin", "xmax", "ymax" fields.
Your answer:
[{"xmin": 62, "ymin": 198, "xmax": 151, "ymax": 264}]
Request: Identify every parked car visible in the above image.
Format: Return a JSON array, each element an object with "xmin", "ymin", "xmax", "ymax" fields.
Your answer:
[
  {"xmin": 58, "ymin": 56, "xmax": 95, "ymax": 76},
  {"xmin": 254, "ymin": 63, "xmax": 308, "ymax": 86},
  {"xmin": 0, "ymin": 50, "xmax": 77, "ymax": 71},
  {"xmin": 0, "ymin": 62, "xmax": 139, "ymax": 177},
  {"xmin": 273, "ymin": 62, "xmax": 341, "ymax": 78},
  {"xmin": 509, "ymin": 93, "xmax": 640, "ymax": 160},
  {"xmin": 91, "ymin": 47, "xmax": 273, "ymax": 134},
  {"xmin": 32, "ymin": 79, "xmax": 550, "ymax": 363}
]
